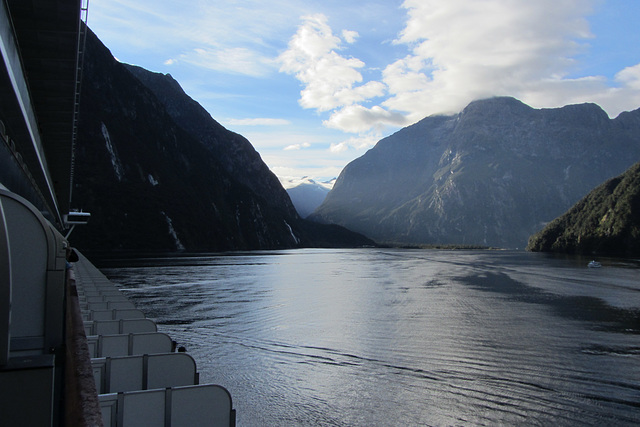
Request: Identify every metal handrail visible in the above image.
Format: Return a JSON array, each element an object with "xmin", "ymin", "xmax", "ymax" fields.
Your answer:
[{"xmin": 69, "ymin": 0, "xmax": 90, "ymax": 209}]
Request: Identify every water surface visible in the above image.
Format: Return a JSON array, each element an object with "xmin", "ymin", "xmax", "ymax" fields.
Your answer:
[{"xmin": 101, "ymin": 249, "xmax": 640, "ymax": 426}]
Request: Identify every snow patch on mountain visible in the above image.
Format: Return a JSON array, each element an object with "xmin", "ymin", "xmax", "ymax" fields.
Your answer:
[
  {"xmin": 280, "ymin": 176, "xmax": 336, "ymax": 218},
  {"xmin": 279, "ymin": 176, "xmax": 335, "ymax": 190}
]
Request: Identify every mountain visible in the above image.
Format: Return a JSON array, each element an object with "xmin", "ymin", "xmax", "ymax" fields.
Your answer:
[
  {"xmin": 282, "ymin": 177, "xmax": 334, "ymax": 218},
  {"xmin": 71, "ymin": 29, "xmax": 373, "ymax": 252},
  {"xmin": 123, "ymin": 64, "xmax": 297, "ymax": 219},
  {"xmin": 527, "ymin": 162, "xmax": 640, "ymax": 256},
  {"xmin": 310, "ymin": 97, "xmax": 640, "ymax": 248}
]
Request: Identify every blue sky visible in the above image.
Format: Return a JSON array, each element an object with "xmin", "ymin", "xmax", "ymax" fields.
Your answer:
[{"xmin": 87, "ymin": 0, "xmax": 640, "ymax": 184}]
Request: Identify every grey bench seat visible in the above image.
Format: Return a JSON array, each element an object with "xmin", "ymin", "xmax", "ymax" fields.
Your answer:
[
  {"xmin": 92, "ymin": 353, "xmax": 198, "ymax": 394},
  {"xmin": 99, "ymin": 384, "xmax": 235, "ymax": 427},
  {"xmin": 86, "ymin": 332, "xmax": 173, "ymax": 358}
]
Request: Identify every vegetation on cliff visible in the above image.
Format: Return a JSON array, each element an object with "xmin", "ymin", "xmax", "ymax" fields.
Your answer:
[{"xmin": 527, "ymin": 162, "xmax": 640, "ymax": 257}]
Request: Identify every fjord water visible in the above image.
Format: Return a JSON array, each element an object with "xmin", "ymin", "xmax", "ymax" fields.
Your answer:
[{"xmin": 101, "ymin": 249, "xmax": 640, "ymax": 426}]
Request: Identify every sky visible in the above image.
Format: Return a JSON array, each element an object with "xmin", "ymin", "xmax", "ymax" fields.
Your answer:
[{"xmin": 86, "ymin": 0, "xmax": 640, "ymax": 184}]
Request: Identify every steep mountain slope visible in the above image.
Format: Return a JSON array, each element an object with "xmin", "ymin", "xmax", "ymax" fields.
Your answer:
[
  {"xmin": 71, "ymin": 29, "xmax": 372, "ymax": 252},
  {"xmin": 311, "ymin": 97, "xmax": 640, "ymax": 248},
  {"xmin": 124, "ymin": 64, "xmax": 297, "ymax": 218},
  {"xmin": 527, "ymin": 162, "xmax": 640, "ymax": 256}
]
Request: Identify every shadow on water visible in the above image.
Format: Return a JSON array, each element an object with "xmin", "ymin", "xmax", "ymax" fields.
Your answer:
[
  {"xmin": 87, "ymin": 250, "xmax": 299, "ymax": 269},
  {"xmin": 459, "ymin": 271, "xmax": 640, "ymax": 335}
]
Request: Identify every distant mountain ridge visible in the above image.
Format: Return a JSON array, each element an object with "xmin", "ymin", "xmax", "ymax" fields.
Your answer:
[
  {"xmin": 527, "ymin": 162, "xmax": 640, "ymax": 256},
  {"xmin": 310, "ymin": 97, "xmax": 640, "ymax": 248},
  {"xmin": 72, "ymin": 29, "xmax": 372, "ymax": 252},
  {"xmin": 282, "ymin": 177, "xmax": 334, "ymax": 218}
]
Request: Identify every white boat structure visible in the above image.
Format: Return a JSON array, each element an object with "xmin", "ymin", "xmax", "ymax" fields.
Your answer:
[{"xmin": 588, "ymin": 260, "xmax": 602, "ymax": 268}]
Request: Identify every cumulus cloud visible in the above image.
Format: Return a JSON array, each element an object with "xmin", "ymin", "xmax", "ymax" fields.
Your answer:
[
  {"xmin": 381, "ymin": 0, "xmax": 596, "ymax": 119},
  {"xmin": 280, "ymin": 0, "xmax": 640, "ymax": 140},
  {"xmin": 324, "ymin": 105, "xmax": 408, "ymax": 133},
  {"xmin": 278, "ymin": 14, "xmax": 386, "ymax": 113},
  {"xmin": 278, "ymin": 4, "xmax": 603, "ymax": 136},
  {"xmin": 383, "ymin": 0, "xmax": 640, "ymax": 119}
]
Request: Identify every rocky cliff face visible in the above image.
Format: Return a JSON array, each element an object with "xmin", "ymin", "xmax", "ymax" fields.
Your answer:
[
  {"xmin": 527, "ymin": 162, "xmax": 640, "ymax": 256},
  {"xmin": 71, "ymin": 29, "xmax": 372, "ymax": 252},
  {"xmin": 310, "ymin": 97, "xmax": 640, "ymax": 248}
]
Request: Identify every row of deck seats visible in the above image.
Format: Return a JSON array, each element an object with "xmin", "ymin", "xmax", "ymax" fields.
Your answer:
[{"xmin": 73, "ymin": 253, "xmax": 235, "ymax": 426}]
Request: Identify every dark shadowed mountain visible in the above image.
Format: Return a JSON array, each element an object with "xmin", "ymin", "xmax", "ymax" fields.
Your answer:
[
  {"xmin": 527, "ymin": 162, "xmax": 640, "ymax": 257},
  {"xmin": 310, "ymin": 97, "xmax": 640, "ymax": 248},
  {"xmin": 123, "ymin": 63, "xmax": 297, "ymax": 219},
  {"xmin": 71, "ymin": 29, "xmax": 373, "ymax": 252}
]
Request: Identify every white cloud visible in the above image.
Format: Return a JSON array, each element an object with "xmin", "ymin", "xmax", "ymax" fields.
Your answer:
[
  {"xmin": 380, "ymin": 0, "xmax": 640, "ymax": 119},
  {"xmin": 279, "ymin": 0, "xmax": 640, "ymax": 138},
  {"xmin": 342, "ymin": 30, "xmax": 359, "ymax": 44},
  {"xmin": 278, "ymin": 14, "xmax": 386, "ymax": 113},
  {"xmin": 324, "ymin": 105, "xmax": 408, "ymax": 133},
  {"xmin": 284, "ymin": 142, "xmax": 312, "ymax": 150},
  {"xmin": 616, "ymin": 64, "xmax": 640, "ymax": 90},
  {"xmin": 164, "ymin": 58, "xmax": 177, "ymax": 66},
  {"xmin": 330, "ymin": 134, "xmax": 378, "ymax": 153},
  {"xmin": 380, "ymin": 0, "xmax": 599, "ymax": 119},
  {"xmin": 227, "ymin": 118, "xmax": 292, "ymax": 126},
  {"xmin": 329, "ymin": 141, "xmax": 349, "ymax": 153}
]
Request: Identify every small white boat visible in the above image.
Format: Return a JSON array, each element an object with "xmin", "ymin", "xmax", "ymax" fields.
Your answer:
[{"xmin": 587, "ymin": 260, "xmax": 602, "ymax": 268}]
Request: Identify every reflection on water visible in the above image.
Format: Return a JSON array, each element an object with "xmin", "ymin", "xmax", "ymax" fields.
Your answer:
[{"xmin": 100, "ymin": 249, "xmax": 640, "ymax": 426}]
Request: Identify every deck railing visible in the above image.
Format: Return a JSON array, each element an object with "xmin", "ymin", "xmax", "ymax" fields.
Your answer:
[{"xmin": 73, "ymin": 252, "xmax": 236, "ymax": 426}]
